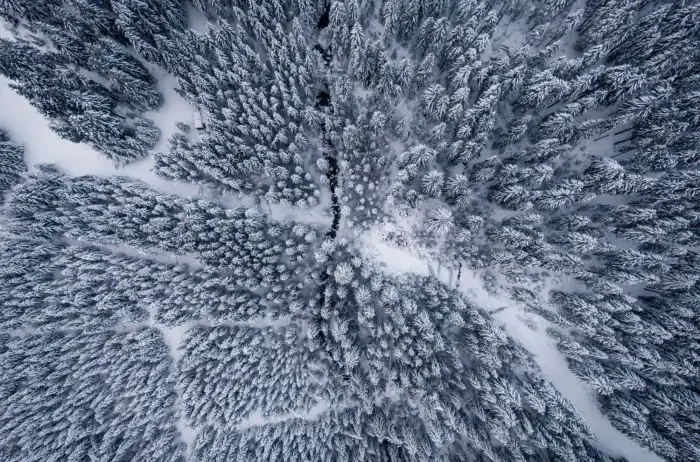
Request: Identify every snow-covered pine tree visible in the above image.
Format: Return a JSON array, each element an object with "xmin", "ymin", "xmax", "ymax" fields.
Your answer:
[{"xmin": 0, "ymin": 129, "xmax": 25, "ymax": 195}]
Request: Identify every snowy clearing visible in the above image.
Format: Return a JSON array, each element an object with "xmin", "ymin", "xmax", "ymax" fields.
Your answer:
[
  {"xmin": 0, "ymin": 75, "xmax": 201, "ymax": 196},
  {"xmin": 143, "ymin": 69, "xmax": 198, "ymax": 154},
  {"xmin": 237, "ymin": 400, "xmax": 336, "ymax": 430},
  {"xmin": 145, "ymin": 303, "xmax": 198, "ymax": 453},
  {"xmin": 186, "ymin": 2, "xmax": 213, "ymax": 33},
  {"xmin": 498, "ymin": 312, "xmax": 663, "ymax": 462}
]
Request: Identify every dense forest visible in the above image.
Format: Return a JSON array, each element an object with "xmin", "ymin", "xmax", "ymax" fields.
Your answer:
[{"xmin": 0, "ymin": 0, "xmax": 698, "ymax": 461}]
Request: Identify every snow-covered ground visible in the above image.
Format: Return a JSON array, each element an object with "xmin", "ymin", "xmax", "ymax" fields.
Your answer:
[
  {"xmin": 186, "ymin": 1, "xmax": 213, "ymax": 33},
  {"xmin": 498, "ymin": 312, "xmax": 661, "ymax": 461},
  {"xmin": 144, "ymin": 304, "xmax": 198, "ymax": 452},
  {"xmin": 0, "ymin": 75, "xmax": 202, "ymax": 198},
  {"xmin": 144, "ymin": 69, "xmax": 198, "ymax": 154},
  {"xmin": 237, "ymin": 400, "xmax": 335, "ymax": 430},
  {"xmin": 0, "ymin": 20, "xmax": 202, "ymax": 196},
  {"xmin": 359, "ymin": 222, "xmax": 663, "ymax": 462}
]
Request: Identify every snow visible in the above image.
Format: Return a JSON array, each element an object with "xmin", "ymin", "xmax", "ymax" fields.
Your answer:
[
  {"xmin": 0, "ymin": 75, "xmax": 205, "ymax": 199},
  {"xmin": 186, "ymin": 2, "xmax": 212, "ymax": 33},
  {"xmin": 59, "ymin": 237, "xmax": 204, "ymax": 269},
  {"xmin": 145, "ymin": 302, "xmax": 198, "ymax": 453},
  {"xmin": 485, "ymin": 19, "xmax": 529, "ymax": 61},
  {"xmin": 152, "ymin": 319, "xmax": 192, "ymax": 364},
  {"xmin": 353, "ymin": 85, "xmax": 374, "ymax": 101},
  {"xmin": 266, "ymin": 198, "xmax": 332, "ymax": 227},
  {"xmin": 361, "ymin": 226, "xmax": 432, "ymax": 277},
  {"xmin": 0, "ymin": 20, "xmax": 41, "ymax": 43},
  {"xmin": 359, "ymin": 223, "xmax": 663, "ymax": 462},
  {"xmin": 582, "ymin": 125, "xmax": 620, "ymax": 158},
  {"xmin": 78, "ymin": 68, "xmax": 112, "ymax": 88},
  {"xmin": 160, "ymin": 322, "xmax": 198, "ymax": 453},
  {"xmin": 196, "ymin": 187, "xmax": 332, "ymax": 227},
  {"xmin": 237, "ymin": 400, "xmax": 337, "ymax": 430},
  {"xmin": 0, "ymin": 22, "xmax": 11, "ymax": 39},
  {"xmin": 142, "ymin": 67, "xmax": 198, "ymax": 154},
  {"xmin": 175, "ymin": 419, "xmax": 198, "ymax": 454},
  {"xmin": 1, "ymin": 21, "xmax": 332, "ymax": 243},
  {"xmin": 387, "ymin": 139, "xmax": 407, "ymax": 156}
]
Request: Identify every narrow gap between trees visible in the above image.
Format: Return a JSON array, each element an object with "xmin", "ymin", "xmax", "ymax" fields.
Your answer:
[{"xmin": 314, "ymin": 2, "xmax": 340, "ymax": 354}]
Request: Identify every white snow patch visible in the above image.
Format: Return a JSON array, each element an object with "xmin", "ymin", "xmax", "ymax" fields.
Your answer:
[
  {"xmin": 237, "ymin": 400, "xmax": 336, "ymax": 430},
  {"xmin": 0, "ymin": 22, "xmax": 11, "ymax": 39},
  {"xmin": 393, "ymin": 98, "xmax": 415, "ymax": 124},
  {"xmin": 0, "ymin": 22, "xmax": 199, "ymax": 198},
  {"xmin": 581, "ymin": 127, "xmax": 618, "ymax": 159},
  {"xmin": 59, "ymin": 237, "xmax": 203, "ymax": 269},
  {"xmin": 154, "ymin": 320, "xmax": 193, "ymax": 363},
  {"xmin": 367, "ymin": 19, "xmax": 385, "ymax": 38},
  {"xmin": 176, "ymin": 420, "xmax": 198, "ymax": 453},
  {"xmin": 0, "ymin": 20, "xmax": 43, "ymax": 44},
  {"xmin": 186, "ymin": 2, "xmax": 213, "ymax": 33},
  {"xmin": 143, "ymin": 68, "xmax": 197, "ymax": 154},
  {"xmin": 387, "ymin": 139, "xmax": 408, "ymax": 156},
  {"xmin": 487, "ymin": 18, "xmax": 529, "ymax": 61},
  {"xmin": 353, "ymin": 86, "xmax": 374, "ymax": 101},
  {"xmin": 361, "ymin": 226, "xmax": 431, "ymax": 277},
  {"xmin": 7, "ymin": 326, "xmax": 40, "ymax": 337},
  {"xmin": 78, "ymin": 68, "xmax": 112, "ymax": 88},
  {"xmin": 361, "ymin": 223, "xmax": 512, "ymax": 313},
  {"xmin": 146, "ymin": 304, "xmax": 198, "ymax": 454},
  {"xmin": 0, "ymin": 75, "xmax": 200, "ymax": 196},
  {"xmin": 264, "ymin": 199, "xmax": 333, "ymax": 227},
  {"xmin": 200, "ymin": 188, "xmax": 331, "ymax": 227}
]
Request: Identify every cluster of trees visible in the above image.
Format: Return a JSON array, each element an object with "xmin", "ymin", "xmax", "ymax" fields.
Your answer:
[
  {"xmin": 321, "ymin": 0, "xmax": 700, "ymax": 459},
  {"xmin": 0, "ymin": 163, "xmax": 326, "ymax": 459},
  {"xmin": 0, "ymin": 0, "xmax": 174, "ymax": 164},
  {"xmin": 2, "ymin": 0, "xmax": 327, "ymax": 201},
  {"xmin": 4, "ymin": 166, "xmax": 317, "ymax": 288},
  {"xmin": 193, "ymin": 397, "xmax": 622, "ymax": 462},
  {"xmin": 0, "ymin": 129, "xmax": 25, "ymax": 195},
  {"xmin": 152, "ymin": 3, "xmax": 325, "ymax": 208},
  {"xmin": 0, "ymin": 328, "xmax": 187, "ymax": 462},
  {"xmin": 330, "ymin": 111, "xmax": 391, "ymax": 229},
  {"xmin": 0, "ymin": 38, "xmax": 161, "ymax": 164},
  {"xmin": 9, "ymin": 0, "xmax": 335, "ymax": 206},
  {"xmin": 539, "ymin": 167, "xmax": 700, "ymax": 460},
  {"xmin": 0, "ymin": 238, "xmax": 313, "ymax": 333},
  {"xmin": 1, "ymin": 0, "xmax": 699, "ymax": 460},
  {"xmin": 286, "ymin": 238, "xmax": 622, "ymax": 461},
  {"xmin": 179, "ymin": 325, "xmax": 326, "ymax": 430}
]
